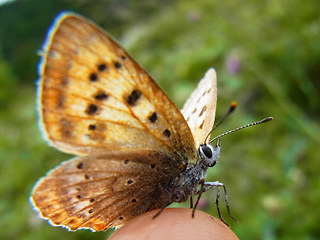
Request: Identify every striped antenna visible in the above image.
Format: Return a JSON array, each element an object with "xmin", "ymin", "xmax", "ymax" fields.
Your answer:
[
  {"xmin": 209, "ymin": 117, "xmax": 274, "ymax": 144},
  {"xmin": 204, "ymin": 102, "xmax": 237, "ymax": 143}
]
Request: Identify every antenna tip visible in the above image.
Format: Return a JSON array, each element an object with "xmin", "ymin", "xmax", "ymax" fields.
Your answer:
[
  {"xmin": 228, "ymin": 102, "xmax": 237, "ymax": 113},
  {"xmin": 261, "ymin": 117, "xmax": 274, "ymax": 123}
]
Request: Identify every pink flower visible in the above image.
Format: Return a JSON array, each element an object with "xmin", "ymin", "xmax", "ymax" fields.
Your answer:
[{"xmin": 226, "ymin": 54, "xmax": 241, "ymax": 75}]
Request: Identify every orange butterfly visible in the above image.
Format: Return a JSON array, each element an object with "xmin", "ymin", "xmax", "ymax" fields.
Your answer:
[{"xmin": 31, "ymin": 12, "xmax": 272, "ymax": 231}]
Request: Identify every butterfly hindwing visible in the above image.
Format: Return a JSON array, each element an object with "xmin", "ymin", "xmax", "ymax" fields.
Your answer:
[
  {"xmin": 38, "ymin": 13, "xmax": 197, "ymax": 161},
  {"xmin": 181, "ymin": 68, "xmax": 217, "ymax": 145},
  {"xmin": 31, "ymin": 150, "xmax": 179, "ymax": 231}
]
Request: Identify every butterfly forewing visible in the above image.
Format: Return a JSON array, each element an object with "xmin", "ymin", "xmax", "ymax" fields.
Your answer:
[
  {"xmin": 181, "ymin": 68, "xmax": 217, "ymax": 145},
  {"xmin": 38, "ymin": 13, "xmax": 197, "ymax": 160}
]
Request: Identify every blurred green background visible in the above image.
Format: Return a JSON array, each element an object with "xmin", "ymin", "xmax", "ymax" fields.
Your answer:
[{"xmin": 0, "ymin": 0, "xmax": 319, "ymax": 239}]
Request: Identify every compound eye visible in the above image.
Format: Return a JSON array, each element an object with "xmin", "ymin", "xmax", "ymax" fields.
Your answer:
[
  {"xmin": 200, "ymin": 145, "xmax": 213, "ymax": 159},
  {"xmin": 199, "ymin": 144, "xmax": 220, "ymax": 167}
]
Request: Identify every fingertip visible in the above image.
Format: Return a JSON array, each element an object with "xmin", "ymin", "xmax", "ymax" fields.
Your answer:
[{"xmin": 109, "ymin": 208, "xmax": 239, "ymax": 240}]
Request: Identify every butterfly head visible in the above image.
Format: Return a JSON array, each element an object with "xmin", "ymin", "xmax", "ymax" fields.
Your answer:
[{"xmin": 199, "ymin": 140, "xmax": 221, "ymax": 168}]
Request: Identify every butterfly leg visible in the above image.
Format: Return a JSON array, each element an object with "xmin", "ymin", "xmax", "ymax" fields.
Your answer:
[
  {"xmin": 152, "ymin": 206, "xmax": 167, "ymax": 219},
  {"xmin": 202, "ymin": 181, "xmax": 237, "ymax": 226},
  {"xmin": 192, "ymin": 180, "xmax": 205, "ymax": 217},
  {"xmin": 152, "ymin": 183, "xmax": 172, "ymax": 219},
  {"xmin": 190, "ymin": 196, "xmax": 193, "ymax": 209}
]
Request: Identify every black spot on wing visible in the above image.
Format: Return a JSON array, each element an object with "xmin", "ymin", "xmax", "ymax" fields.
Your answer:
[
  {"xmin": 85, "ymin": 104, "xmax": 98, "ymax": 115},
  {"xmin": 89, "ymin": 73, "xmax": 98, "ymax": 82},
  {"xmin": 88, "ymin": 124, "xmax": 96, "ymax": 130},
  {"xmin": 126, "ymin": 90, "xmax": 142, "ymax": 106},
  {"xmin": 148, "ymin": 112, "xmax": 158, "ymax": 123},
  {"xmin": 77, "ymin": 162, "xmax": 84, "ymax": 169},
  {"xmin": 94, "ymin": 91, "xmax": 109, "ymax": 101},
  {"xmin": 163, "ymin": 129, "xmax": 171, "ymax": 137},
  {"xmin": 97, "ymin": 63, "xmax": 107, "ymax": 72},
  {"xmin": 114, "ymin": 61, "xmax": 122, "ymax": 69}
]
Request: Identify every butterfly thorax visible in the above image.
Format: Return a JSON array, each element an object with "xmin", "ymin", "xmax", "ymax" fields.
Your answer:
[
  {"xmin": 169, "ymin": 160, "xmax": 208, "ymax": 203},
  {"xmin": 169, "ymin": 144, "xmax": 220, "ymax": 203}
]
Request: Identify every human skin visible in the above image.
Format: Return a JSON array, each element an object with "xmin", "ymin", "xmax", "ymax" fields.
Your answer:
[{"xmin": 109, "ymin": 208, "xmax": 239, "ymax": 240}]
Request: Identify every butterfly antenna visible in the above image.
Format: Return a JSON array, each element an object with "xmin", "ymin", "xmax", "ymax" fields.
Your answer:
[
  {"xmin": 204, "ymin": 102, "xmax": 237, "ymax": 143},
  {"xmin": 209, "ymin": 117, "xmax": 274, "ymax": 144}
]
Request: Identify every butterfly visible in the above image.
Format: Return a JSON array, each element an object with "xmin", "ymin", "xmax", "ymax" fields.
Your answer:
[{"xmin": 30, "ymin": 12, "xmax": 243, "ymax": 232}]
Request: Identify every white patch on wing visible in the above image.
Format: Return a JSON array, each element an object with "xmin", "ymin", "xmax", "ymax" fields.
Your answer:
[{"xmin": 181, "ymin": 68, "xmax": 217, "ymax": 145}]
